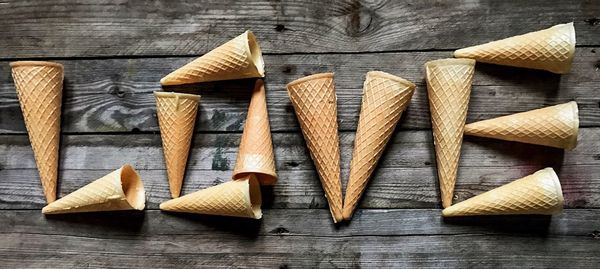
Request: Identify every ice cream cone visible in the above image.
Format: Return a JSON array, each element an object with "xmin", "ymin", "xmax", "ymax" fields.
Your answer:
[
  {"xmin": 342, "ymin": 71, "xmax": 416, "ymax": 220},
  {"xmin": 11, "ymin": 61, "xmax": 64, "ymax": 203},
  {"xmin": 286, "ymin": 73, "xmax": 343, "ymax": 223},
  {"xmin": 42, "ymin": 164, "xmax": 145, "ymax": 214},
  {"xmin": 425, "ymin": 59, "xmax": 476, "ymax": 208},
  {"xmin": 160, "ymin": 31, "xmax": 265, "ymax": 85},
  {"xmin": 233, "ymin": 79, "xmax": 277, "ymax": 185},
  {"xmin": 454, "ymin": 23, "xmax": 575, "ymax": 74},
  {"xmin": 159, "ymin": 174, "xmax": 262, "ymax": 219},
  {"xmin": 154, "ymin": 91, "xmax": 201, "ymax": 198},
  {"xmin": 442, "ymin": 168, "xmax": 564, "ymax": 217},
  {"xmin": 465, "ymin": 102, "xmax": 579, "ymax": 150}
]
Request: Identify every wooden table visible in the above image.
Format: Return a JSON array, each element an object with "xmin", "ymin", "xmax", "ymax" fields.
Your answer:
[{"xmin": 1, "ymin": 1, "xmax": 599, "ymax": 268}]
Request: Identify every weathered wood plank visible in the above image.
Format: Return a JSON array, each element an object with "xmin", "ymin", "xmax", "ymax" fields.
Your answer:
[
  {"xmin": 0, "ymin": 210, "xmax": 599, "ymax": 268},
  {"xmin": 1, "ymin": 48, "xmax": 598, "ymax": 133},
  {"xmin": 1, "ymin": 129, "xmax": 598, "ymax": 209},
  {"xmin": 0, "ymin": 0, "xmax": 599, "ymax": 57},
  {"xmin": 2, "ymin": 209, "xmax": 599, "ymax": 237}
]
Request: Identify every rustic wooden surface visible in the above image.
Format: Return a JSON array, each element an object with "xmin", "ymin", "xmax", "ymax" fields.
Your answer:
[{"xmin": 0, "ymin": 0, "xmax": 599, "ymax": 268}]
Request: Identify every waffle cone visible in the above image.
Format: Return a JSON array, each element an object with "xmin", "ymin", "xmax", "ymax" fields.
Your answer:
[
  {"xmin": 454, "ymin": 23, "xmax": 575, "ymax": 74},
  {"xmin": 286, "ymin": 73, "xmax": 343, "ymax": 223},
  {"xmin": 160, "ymin": 31, "xmax": 265, "ymax": 85},
  {"xmin": 443, "ymin": 168, "xmax": 564, "ymax": 217},
  {"xmin": 155, "ymin": 92, "xmax": 200, "ymax": 198},
  {"xmin": 342, "ymin": 71, "xmax": 416, "ymax": 220},
  {"xmin": 465, "ymin": 102, "xmax": 579, "ymax": 150},
  {"xmin": 159, "ymin": 174, "xmax": 262, "ymax": 219},
  {"xmin": 233, "ymin": 79, "xmax": 277, "ymax": 185},
  {"xmin": 42, "ymin": 165, "xmax": 146, "ymax": 214},
  {"xmin": 11, "ymin": 61, "xmax": 64, "ymax": 203},
  {"xmin": 425, "ymin": 59, "xmax": 476, "ymax": 208}
]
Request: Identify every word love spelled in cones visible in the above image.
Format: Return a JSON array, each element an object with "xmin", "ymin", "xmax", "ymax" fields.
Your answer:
[
  {"xmin": 11, "ymin": 61, "xmax": 64, "ymax": 203},
  {"xmin": 43, "ymin": 165, "xmax": 146, "ymax": 214},
  {"xmin": 10, "ymin": 23, "xmax": 581, "ymax": 224}
]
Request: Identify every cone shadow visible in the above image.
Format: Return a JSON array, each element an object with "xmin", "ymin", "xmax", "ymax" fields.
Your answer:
[
  {"xmin": 44, "ymin": 210, "xmax": 146, "ymax": 233},
  {"xmin": 160, "ymin": 78, "xmax": 257, "ymax": 98},
  {"xmin": 475, "ymin": 62, "xmax": 561, "ymax": 96},
  {"xmin": 442, "ymin": 214, "xmax": 553, "ymax": 236},
  {"xmin": 463, "ymin": 136, "xmax": 565, "ymax": 172},
  {"xmin": 160, "ymin": 211, "xmax": 262, "ymax": 238}
]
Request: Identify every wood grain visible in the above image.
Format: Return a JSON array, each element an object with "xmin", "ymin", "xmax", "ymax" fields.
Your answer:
[
  {"xmin": 1, "ymin": 48, "xmax": 598, "ymax": 133},
  {"xmin": 0, "ymin": 0, "xmax": 599, "ymax": 57},
  {"xmin": 1, "ymin": 130, "xmax": 598, "ymax": 209},
  {"xmin": 0, "ymin": 209, "xmax": 599, "ymax": 268}
]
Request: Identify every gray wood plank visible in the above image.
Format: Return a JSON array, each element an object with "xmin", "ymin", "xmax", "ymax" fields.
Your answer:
[
  {"xmin": 0, "ymin": 210, "xmax": 599, "ymax": 268},
  {"xmin": 1, "ymin": 48, "xmax": 598, "ymax": 133},
  {"xmin": 0, "ymin": 0, "xmax": 599, "ymax": 57},
  {"xmin": 1, "ymin": 129, "xmax": 598, "ymax": 209}
]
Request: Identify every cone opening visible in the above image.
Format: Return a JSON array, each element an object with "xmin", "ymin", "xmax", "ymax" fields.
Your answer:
[
  {"xmin": 366, "ymin": 71, "xmax": 416, "ymax": 89},
  {"xmin": 540, "ymin": 168, "xmax": 564, "ymax": 213},
  {"xmin": 120, "ymin": 165, "xmax": 145, "ymax": 210},
  {"xmin": 246, "ymin": 31, "xmax": 265, "ymax": 77},
  {"xmin": 246, "ymin": 175, "xmax": 263, "ymax": 219},
  {"xmin": 565, "ymin": 101, "xmax": 579, "ymax": 150},
  {"xmin": 154, "ymin": 91, "xmax": 201, "ymax": 102},
  {"xmin": 286, "ymin": 72, "xmax": 334, "ymax": 89},
  {"xmin": 10, "ymin": 61, "xmax": 64, "ymax": 69}
]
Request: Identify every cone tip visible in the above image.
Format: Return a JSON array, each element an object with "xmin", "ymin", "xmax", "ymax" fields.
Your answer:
[
  {"xmin": 286, "ymin": 72, "xmax": 334, "ymax": 89},
  {"xmin": 366, "ymin": 71, "xmax": 416, "ymax": 89},
  {"xmin": 10, "ymin": 61, "xmax": 64, "ymax": 69},
  {"xmin": 342, "ymin": 207, "xmax": 354, "ymax": 221},
  {"xmin": 441, "ymin": 207, "xmax": 454, "ymax": 217}
]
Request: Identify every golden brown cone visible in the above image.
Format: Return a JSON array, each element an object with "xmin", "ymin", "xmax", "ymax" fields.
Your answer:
[
  {"xmin": 233, "ymin": 79, "xmax": 278, "ymax": 185},
  {"xmin": 342, "ymin": 71, "xmax": 416, "ymax": 220},
  {"xmin": 464, "ymin": 102, "xmax": 579, "ymax": 150},
  {"xmin": 160, "ymin": 31, "xmax": 265, "ymax": 85},
  {"xmin": 454, "ymin": 23, "xmax": 575, "ymax": 74},
  {"xmin": 11, "ymin": 61, "xmax": 64, "ymax": 203},
  {"xmin": 42, "ymin": 165, "xmax": 145, "ymax": 214},
  {"xmin": 159, "ymin": 174, "xmax": 262, "ymax": 219},
  {"xmin": 154, "ymin": 92, "xmax": 201, "ymax": 198},
  {"xmin": 442, "ymin": 168, "xmax": 564, "ymax": 217},
  {"xmin": 286, "ymin": 73, "xmax": 343, "ymax": 223},
  {"xmin": 425, "ymin": 59, "xmax": 476, "ymax": 208}
]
